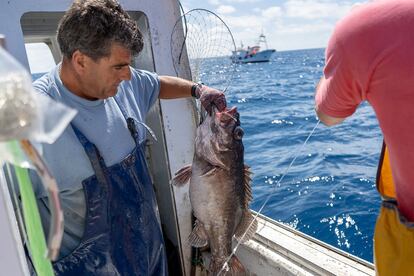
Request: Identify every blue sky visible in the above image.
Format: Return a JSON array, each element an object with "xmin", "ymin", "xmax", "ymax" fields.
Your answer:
[
  {"xmin": 27, "ymin": 0, "xmax": 368, "ymax": 73},
  {"xmin": 181, "ymin": 0, "xmax": 367, "ymax": 51}
]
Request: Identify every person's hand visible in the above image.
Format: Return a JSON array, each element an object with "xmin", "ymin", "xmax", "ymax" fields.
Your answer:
[{"xmin": 195, "ymin": 85, "xmax": 227, "ymax": 114}]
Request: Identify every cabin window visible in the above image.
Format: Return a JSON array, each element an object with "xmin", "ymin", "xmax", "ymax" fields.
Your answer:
[{"xmin": 25, "ymin": 42, "xmax": 56, "ymax": 79}]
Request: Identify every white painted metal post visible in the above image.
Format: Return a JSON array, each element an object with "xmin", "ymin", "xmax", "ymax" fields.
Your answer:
[{"xmin": 0, "ymin": 34, "xmax": 30, "ymax": 276}]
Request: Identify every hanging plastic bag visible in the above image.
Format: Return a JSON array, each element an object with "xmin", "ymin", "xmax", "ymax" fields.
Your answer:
[{"xmin": 0, "ymin": 46, "xmax": 76, "ymax": 167}]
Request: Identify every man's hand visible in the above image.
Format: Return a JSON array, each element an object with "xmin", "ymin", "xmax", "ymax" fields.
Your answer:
[{"xmin": 195, "ymin": 85, "xmax": 227, "ymax": 114}]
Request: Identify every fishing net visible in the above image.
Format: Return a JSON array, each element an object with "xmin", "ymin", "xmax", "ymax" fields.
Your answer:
[{"xmin": 171, "ymin": 8, "xmax": 236, "ymax": 92}]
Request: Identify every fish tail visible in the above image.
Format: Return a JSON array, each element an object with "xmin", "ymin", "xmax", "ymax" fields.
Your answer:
[{"xmin": 210, "ymin": 256, "xmax": 246, "ymax": 276}]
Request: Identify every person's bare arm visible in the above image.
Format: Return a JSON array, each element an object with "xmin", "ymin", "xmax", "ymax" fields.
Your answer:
[
  {"xmin": 158, "ymin": 75, "xmax": 227, "ymax": 113},
  {"xmin": 159, "ymin": 76, "xmax": 193, "ymax": 99},
  {"xmin": 315, "ymin": 77, "xmax": 346, "ymax": 126}
]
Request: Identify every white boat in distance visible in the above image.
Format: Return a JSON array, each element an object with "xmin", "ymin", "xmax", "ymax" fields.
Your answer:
[{"xmin": 231, "ymin": 33, "xmax": 276, "ymax": 63}]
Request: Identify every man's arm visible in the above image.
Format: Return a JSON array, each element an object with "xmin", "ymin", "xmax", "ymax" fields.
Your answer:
[
  {"xmin": 159, "ymin": 76, "xmax": 193, "ymax": 99},
  {"xmin": 158, "ymin": 76, "xmax": 226, "ymax": 113}
]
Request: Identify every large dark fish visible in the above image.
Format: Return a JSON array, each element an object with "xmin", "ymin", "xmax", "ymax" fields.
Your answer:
[{"xmin": 173, "ymin": 106, "xmax": 257, "ymax": 275}]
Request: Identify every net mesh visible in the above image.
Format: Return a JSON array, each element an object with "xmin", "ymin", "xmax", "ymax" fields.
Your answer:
[{"xmin": 171, "ymin": 9, "xmax": 236, "ymax": 92}]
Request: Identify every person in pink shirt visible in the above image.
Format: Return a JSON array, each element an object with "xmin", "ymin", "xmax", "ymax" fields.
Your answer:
[{"xmin": 315, "ymin": 0, "xmax": 414, "ymax": 274}]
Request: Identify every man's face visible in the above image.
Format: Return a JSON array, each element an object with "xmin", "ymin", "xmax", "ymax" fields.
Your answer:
[{"xmin": 81, "ymin": 43, "xmax": 132, "ymax": 100}]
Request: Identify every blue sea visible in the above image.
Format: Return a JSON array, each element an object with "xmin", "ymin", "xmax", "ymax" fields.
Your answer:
[
  {"xmin": 32, "ymin": 48, "xmax": 382, "ymax": 263},
  {"xmin": 223, "ymin": 48, "xmax": 382, "ymax": 263}
]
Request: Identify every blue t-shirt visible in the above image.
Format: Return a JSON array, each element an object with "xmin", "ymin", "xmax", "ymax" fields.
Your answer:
[{"xmin": 31, "ymin": 65, "xmax": 160, "ymax": 258}]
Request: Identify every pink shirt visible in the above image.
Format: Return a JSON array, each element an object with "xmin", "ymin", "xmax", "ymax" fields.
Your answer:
[{"xmin": 316, "ymin": 0, "xmax": 414, "ymax": 221}]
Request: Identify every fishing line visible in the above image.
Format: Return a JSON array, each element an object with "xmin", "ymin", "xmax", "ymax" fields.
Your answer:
[{"xmin": 217, "ymin": 119, "xmax": 321, "ymax": 275}]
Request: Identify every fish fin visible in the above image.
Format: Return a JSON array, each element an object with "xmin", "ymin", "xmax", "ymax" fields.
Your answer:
[
  {"xmin": 229, "ymin": 256, "xmax": 247, "ymax": 275},
  {"xmin": 234, "ymin": 210, "xmax": 258, "ymax": 243},
  {"xmin": 188, "ymin": 220, "xmax": 208, "ymax": 248},
  {"xmin": 199, "ymin": 167, "xmax": 219, "ymax": 177},
  {"xmin": 243, "ymin": 164, "xmax": 253, "ymax": 207},
  {"xmin": 210, "ymin": 256, "xmax": 246, "ymax": 276},
  {"xmin": 171, "ymin": 165, "xmax": 192, "ymax": 187}
]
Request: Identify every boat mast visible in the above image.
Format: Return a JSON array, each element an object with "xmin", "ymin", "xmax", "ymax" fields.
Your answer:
[{"xmin": 257, "ymin": 31, "xmax": 268, "ymax": 49}]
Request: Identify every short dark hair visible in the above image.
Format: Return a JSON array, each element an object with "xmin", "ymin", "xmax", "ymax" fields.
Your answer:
[{"xmin": 57, "ymin": 0, "xmax": 143, "ymax": 60}]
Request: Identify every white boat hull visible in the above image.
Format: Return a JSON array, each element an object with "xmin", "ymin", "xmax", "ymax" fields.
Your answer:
[{"xmin": 231, "ymin": 49, "xmax": 276, "ymax": 63}]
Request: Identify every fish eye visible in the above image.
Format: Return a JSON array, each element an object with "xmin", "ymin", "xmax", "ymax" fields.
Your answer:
[{"xmin": 233, "ymin": 126, "xmax": 244, "ymax": 140}]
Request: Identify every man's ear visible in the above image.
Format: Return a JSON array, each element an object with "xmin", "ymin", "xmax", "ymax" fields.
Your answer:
[{"xmin": 71, "ymin": 50, "xmax": 87, "ymax": 74}]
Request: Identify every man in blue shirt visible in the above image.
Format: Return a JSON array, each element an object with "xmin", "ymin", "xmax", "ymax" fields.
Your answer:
[{"xmin": 32, "ymin": 0, "xmax": 226, "ymax": 275}]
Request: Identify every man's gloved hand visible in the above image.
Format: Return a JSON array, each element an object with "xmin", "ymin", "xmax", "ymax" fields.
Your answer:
[{"xmin": 192, "ymin": 84, "xmax": 227, "ymax": 114}]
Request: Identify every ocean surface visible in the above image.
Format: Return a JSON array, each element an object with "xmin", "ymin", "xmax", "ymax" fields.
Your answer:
[
  {"xmin": 222, "ymin": 48, "xmax": 382, "ymax": 263},
  {"xmin": 32, "ymin": 48, "xmax": 382, "ymax": 263}
]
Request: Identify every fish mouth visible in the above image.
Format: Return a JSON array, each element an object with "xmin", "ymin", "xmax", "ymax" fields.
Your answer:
[{"xmin": 216, "ymin": 106, "xmax": 238, "ymax": 123}]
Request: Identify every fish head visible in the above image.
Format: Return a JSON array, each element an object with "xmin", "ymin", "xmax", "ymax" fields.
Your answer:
[{"xmin": 195, "ymin": 105, "xmax": 244, "ymax": 168}]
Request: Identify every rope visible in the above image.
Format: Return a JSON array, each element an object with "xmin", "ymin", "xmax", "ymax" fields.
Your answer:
[{"xmin": 217, "ymin": 120, "xmax": 321, "ymax": 275}]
